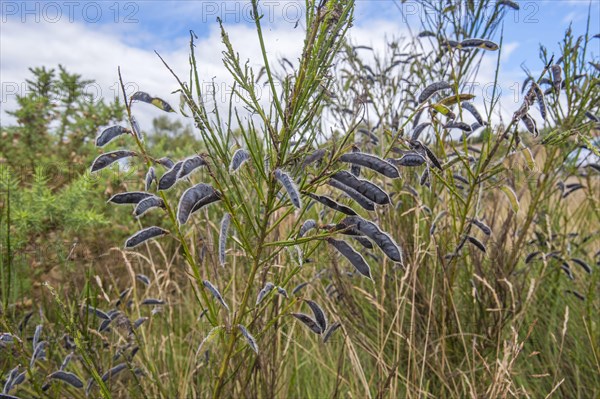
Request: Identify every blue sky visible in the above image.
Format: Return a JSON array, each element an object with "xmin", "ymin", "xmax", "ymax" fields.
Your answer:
[
  {"xmin": 3, "ymin": 1, "xmax": 596, "ymax": 62},
  {"xmin": 1, "ymin": 1, "xmax": 599, "ymax": 128}
]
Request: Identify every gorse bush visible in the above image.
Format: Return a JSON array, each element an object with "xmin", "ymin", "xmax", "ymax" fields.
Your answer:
[{"xmin": 1, "ymin": 0, "xmax": 599, "ymax": 398}]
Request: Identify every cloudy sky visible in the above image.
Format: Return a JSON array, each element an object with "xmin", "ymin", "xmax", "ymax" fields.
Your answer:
[{"xmin": 1, "ymin": 0, "xmax": 598, "ymax": 130}]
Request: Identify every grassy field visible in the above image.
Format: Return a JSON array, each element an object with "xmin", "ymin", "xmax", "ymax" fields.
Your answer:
[{"xmin": 1, "ymin": 1, "xmax": 599, "ymax": 398}]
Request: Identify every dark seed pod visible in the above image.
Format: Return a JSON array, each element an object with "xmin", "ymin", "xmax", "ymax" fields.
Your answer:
[
  {"xmin": 586, "ymin": 163, "xmax": 600, "ymax": 173},
  {"xmin": 1, "ymin": 333, "xmax": 16, "ymax": 344},
  {"xmin": 520, "ymin": 114, "xmax": 539, "ymax": 136},
  {"xmin": 461, "ymin": 102, "xmax": 484, "ymax": 125},
  {"xmin": 48, "ymin": 371, "xmax": 84, "ymax": 389},
  {"xmin": 95, "ymin": 126, "xmax": 129, "ymax": 147},
  {"xmin": 191, "ymin": 192, "xmax": 222, "ymax": 215},
  {"xmin": 177, "ymin": 155, "xmax": 206, "ymax": 179},
  {"xmin": 133, "ymin": 317, "xmax": 148, "ymax": 329},
  {"xmin": 256, "ymin": 282, "xmax": 275, "ymax": 305},
  {"xmin": 157, "ymin": 157, "xmax": 175, "ymax": 169},
  {"xmin": 585, "ymin": 111, "xmax": 599, "ymax": 122},
  {"xmin": 323, "ymin": 322, "xmax": 341, "ymax": 343},
  {"xmin": 331, "ymin": 171, "xmax": 390, "ymax": 205},
  {"xmin": 177, "ymin": 183, "xmax": 219, "ymax": 225},
  {"xmin": 327, "ymin": 238, "xmax": 372, "ymax": 280},
  {"xmin": 460, "ymin": 38, "xmax": 499, "ymax": 50},
  {"xmin": 276, "ymin": 287, "xmax": 289, "ymax": 298},
  {"xmin": 3, "ymin": 366, "xmax": 21, "ymax": 393},
  {"xmin": 145, "ymin": 167, "xmax": 156, "ymax": 191},
  {"xmin": 136, "ymin": 274, "xmax": 151, "ymax": 286},
  {"xmin": 299, "ymin": 219, "xmax": 317, "ymax": 237},
  {"xmin": 470, "ymin": 218, "xmax": 491, "ymax": 236},
  {"xmin": 471, "ymin": 122, "xmax": 484, "ymax": 132},
  {"xmin": 101, "ymin": 363, "xmax": 128, "ymax": 382},
  {"xmin": 291, "ymin": 313, "xmax": 322, "ymax": 334},
  {"xmin": 302, "ymin": 148, "xmax": 326, "ymax": 167},
  {"xmin": 98, "ymin": 318, "xmax": 111, "ymax": 333},
  {"xmin": 418, "ymin": 30, "xmax": 436, "ymax": 38},
  {"xmin": 60, "ymin": 352, "xmax": 74, "ymax": 371},
  {"xmin": 560, "ymin": 262, "xmax": 574, "ymax": 280},
  {"xmin": 90, "ymin": 150, "xmax": 136, "ymax": 173},
  {"xmin": 442, "ymin": 39, "xmax": 461, "ymax": 49},
  {"xmin": 497, "ymin": 0, "xmax": 520, "ymax": 10},
  {"xmin": 131, "ymin": 91, "xmax": 174, "ymax": 112},
  {"xmin": 418, "ymin": 81, "xmax": 451, "ymax": 103},
  {"xmin": 134, "ymin": 196, "xmax": 165, "ymax": 218},
  {"xmin": 551, "ymin": 65, "xmax": 562, "ymax": 92},
  {"xmin": 466, "ymin": 235, "xmax": 486, "ymax": 253},
  {"xmin": 305, "ymin": 192, "xmax": 357, "ymax": 215},
  {"xmin": 86, "ymin": 305, "xmax": 110, "ymax": 320},
  {"xmin": 203, "ymin": 280, "xmax": 229, "ymax": 311},
  {"xmin": 570, "ymin": 258, "xmax": 591, "ymax": 274},
  {"xmin": 566, "ymin": 183, "xmax": 584, "ymax": 190},
  {"xmin": 141, "ymin": 298, "xmax": 165, "ymax": 306},
  {"xmin": 219, "ymin": 213, "xmax": 230, "ymax": 267},
  {"xmin": 430, "ymin": 210, "xmax": 447, "ymax": 235},
  {"xmin": 229, "ymin": 149, "xmax": 250, "ymax": 173},
  {"xmin": 275, "ymin": 169, "xmax": 302, "ymax": 209},
  {"xmin": 350, "ymin": 145, "xmax": 361, "ymax": 177},
  {"xmin": 109, "ymin": 191, "xmax": 153, "ymax": 205},
  {"xmin": 453, "ymin": 174, "xmax": 469, "ymax": 185},
  {"xmin": 353, "ymin": 236, "xmax": 373, "ymax": 249},
  {"xmin": 158, "ymin": 161, "xmax": 184, "ymax": 190},
  {"xmin": 329, "ymin": 222, "xmax": 362, "ymax": 236},
  {"xmin": 421, "ymin": 143, "xmax": 443, "ymax": 170},
  {"xmin": 341, "ymin": 216, "xmax": 403, "ymax": 263},
  {"xmin": 33, "ymin": 324, "xmax": 43, "ymax": 349},
  {"xmin": 327, "ymin": 179, "xmax": 375, "ymax": 211},
  {"xmin": 339, "ymin": 152, "xmax": 400, "ymax": 178},
  {"xmin": 124, "ymin": 226, "xmax": 169, "ymax": 248},
  {"xmin": 420, "ymin": 167, "xmax": 430, "ymax": 187},
  {"xmin": 562, "ymin": 184, "xmax": 585, "ymax": 198},
  {"xmin": 292, "ymin": 282, "xmax": 309, "ymax": 295},
  {"xmin": 445, "ymin": 121, "xmax": 472, "ymax": 132},
  {"xmin": 530, "ymin": 83, "xmax": 547, "ymax": 120},
  {"xmin": 131, "ymin": 116, "xmax": 143, "ymax": 142},
  {"xmin": 522, "ymin": 76, "xmax": 534, "ymax": 93},
  {"xmin": 30, "ymin": 341, "xmax": 48, "ymax": 367},
  {"xmin": 11, "ymin": 371, "xmax": 27, "ymax": 390},
  {"xmin": 131, "ymin": 91, "xmax": 153, "ymax": 103},
  {"xmin": 392, "ymin": 152, "xmax": 427, "ymax": 167},
  {"xmin": 411, "ymin": 123, "xmax": 431, "ymax": 141},
  {"xmin": 525, "ymin": 251, "xmax": 541, "ymax": 264},
  {"xmin": 305, "ymin": 300, "xmax": 327, "ymax": 332},
  {"xmin": 565, "ymin": 290, "xmax": 585, "ymax": 301},
  {"xmin": 237, "ymin": 324, "xmax": 259, "ymax": 354},
  {"xmin": 115, "ymin": 289, "xmax": 131, "ymax": 309}
]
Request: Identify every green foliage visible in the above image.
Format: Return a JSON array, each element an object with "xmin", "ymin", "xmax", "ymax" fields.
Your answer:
[{"xmin": 0, "ymin": 65, "xmax": 124, "ymax": 182}]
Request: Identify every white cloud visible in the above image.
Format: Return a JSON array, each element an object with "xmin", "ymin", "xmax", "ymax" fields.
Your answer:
[
  {"xmin": 0, "ymin": 3, "xmax": 409, "ymax": 135},
  {"xmin": 0, "ymin": 1, "xmax": 576, "ymax": 143},
  {"xmin": 0, "ymin": 14, "xmax": 305, "ymax": 133}
]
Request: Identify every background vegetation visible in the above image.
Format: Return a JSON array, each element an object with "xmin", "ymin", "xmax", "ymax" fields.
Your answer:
[{"xmin": 1, "ymin": 1, "xmax": 598, "ymax": 398}]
